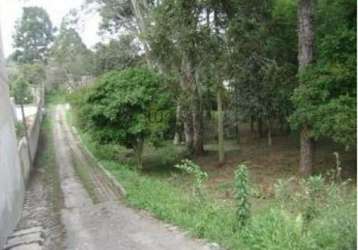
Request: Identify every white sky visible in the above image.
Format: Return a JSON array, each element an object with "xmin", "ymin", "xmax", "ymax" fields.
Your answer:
[{"xmin": 0, "ymin": 0, "xmax": 102, "ymax": 57}]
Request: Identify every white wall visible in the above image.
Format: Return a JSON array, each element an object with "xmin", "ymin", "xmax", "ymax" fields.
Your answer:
[{"xmin": 0, "ymin": 28, "xmax": 25, "ymax": 248}]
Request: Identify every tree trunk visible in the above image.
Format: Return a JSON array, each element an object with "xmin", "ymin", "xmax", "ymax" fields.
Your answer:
[
  {"xmin": 217, "ymin": 88, "xmax": 225, "ymax": 164},
  {"xmin": 235, "ymin": 95, "xmax": 240, "ymax": 145},
  {"xmin": 235, "ymin": 118, "xmax": 240, "ymax": 145},
  {"xmin": 192, "ymin": 91, "xmax": 204, "ymax": 155},
  {"xmin": 250, "ymin": 116, "xmax": 255, "ymax": 135},
  {"xmin": 183, "ymin": 116, "xmax": 194, "ymax": 152},
  {"xmin": 179, "ymin": 65, "xmax": 194, "ymax": 153},
  {"xmin": 173, "ymin": 103, "xmax": 181, "ymax": 145},
  {"xmin": 180, "ymin": 55, "xmax": 204, "ymax": 156},
  {"xmin": 298, "ymin": 0, "xmax": 314, "ymax": 70},
  {"xmin": 257, "ymin": 118, "xmax": 264, "ymax": 138},
  {"xmin": 133, "ymin": 138, "xmax": 144, "ymax": 169},
  {"xmin": 298, "ymin": 0, "xmax": 315, "ymax": 176},
  {"xmin": 299, "ymin": 126, "xmax": 314, "ymax": 176},
  {"xmin": 267, "ymin": 120, "xmax": 272, "ymax": 147}
]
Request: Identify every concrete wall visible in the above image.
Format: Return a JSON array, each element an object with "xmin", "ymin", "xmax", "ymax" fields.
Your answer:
[
  {"xmin": 0, "ymin": 28, "xmax": 25, "ymax": 248},
  {"xmin": 0, "ymin": 20, "xmax": 44, "ymax": 248},
  {"xmin": 18, "ymin": 97, "xmax": 43, "ymax": 182}
]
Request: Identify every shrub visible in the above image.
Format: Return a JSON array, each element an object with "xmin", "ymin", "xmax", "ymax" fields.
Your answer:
[
  {"xmin": 175, "ymin": 159, "xmax": 208, "ymax": 200},
  {"xmin": 302, "ymin": 175, "xmax": 325, "ymax": 221},
  {"xmin": 11, "ymin": 77, "xmax": 34, "ymax": 104},
  {"xmin": 70, "ymin": 68, "xmax": 174, "ymax": 169},
  {"xmin": 274, "ymin": 177, "xmax": 295, "ymax": 206},
  {"xmin": 233, "ymin": 164, "xmax": 251, "ymax": 231}
]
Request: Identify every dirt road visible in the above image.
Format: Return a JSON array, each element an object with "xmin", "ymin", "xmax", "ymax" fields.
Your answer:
[{"xmin": 52, "ymin": 104, "xmax": 212, "ymax": 250}]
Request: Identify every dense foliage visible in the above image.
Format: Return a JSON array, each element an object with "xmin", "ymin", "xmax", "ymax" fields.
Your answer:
[
  {"xmin": 75, "ymin": 0, "xmax": 357, "ymax": 158},
  {"xmin": 290, "ymin": 0, "xmax": 356, "ymax": 148},
  {"xmin": 50, "ymin": 22, "xmax": 94, "ymax": 87},
  {"xmin": 11, "ymin": 77, "xmax": 34, "ymax": 104},
  {"xmin": 8, "ymin": 1, "xmax": 357, "ymax": 248},
  {"xmin": 13, "ymin": 7, "xmax": 54, "ymax": 64},
  {"xmin": 70, "ymin": 68, "xmax": 174, "ymax": 168},
  {"xmin": 93, "ymin": 35, "xmax": 142, "ymax": 76},
  {"xmin": 75, "ymin": 128, "xmax": 356, "ymax": 250}
]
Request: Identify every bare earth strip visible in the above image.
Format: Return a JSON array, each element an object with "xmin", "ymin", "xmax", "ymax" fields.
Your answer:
[{"xmin": 52, "ymin": 104, "xmax": 211, "ymax": 250}]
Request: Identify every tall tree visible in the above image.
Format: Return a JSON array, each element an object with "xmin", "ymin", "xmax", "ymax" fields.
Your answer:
[
  {"xmin": 72, "ymin": 68, "xmax": 173, "ymax": 169},
  {"xmin": 93, "ymin": 34, "xmax": 141, "ymax": 75},
  {"xmin": 290, "ymin": 0, "xmax": 356, "ymax": 159},
  {"xmin": 86, "ymin": 0, "xmax": 136, "ymax": 33},
  {"xmin": 148, "ymin": 0, "xmax": 206, "ymax": 155},
  {"xmin": 86, "ymin": 0, "xmax": 153, "ymax": 66},
  {"xmin": 13, "ymin": 7, "xmax": 54, "ymax": 64},
  {"xmin": 225, "ymin": 0, "xmax": 296, "ymax": 145},
  {"xmin": 297, "ymin": 0, "xmax": 315, "ymax": 176},
  {"xmin": 50, "ymin": 20, "xmax": 93, "ymax": 89}
]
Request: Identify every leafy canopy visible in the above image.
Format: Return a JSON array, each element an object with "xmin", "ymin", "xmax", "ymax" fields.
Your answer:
[
  {"xmin": 93, "ymin": 35, "xmax": 141, "ymax": 76},
  {"xmin": 50, "ymin": 21, "xmax": 94, "ymax": 83},
  {"xmin": 290, "ymin": 0, "xmax": 356, "ymax": 148},
  {"xmin": 11, "ymin": 77, "xmax": 33, "ymax": 104},
  {"xmin": 13, "ymin": 7, "xmax": 54, "ymax": 64},
  {"xmin": 76, "ymin": 68, "xmax": 173, "ymax": 149}
]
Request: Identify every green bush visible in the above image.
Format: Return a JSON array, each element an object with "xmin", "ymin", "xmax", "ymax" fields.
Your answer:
[
  {"xmin": 11, "ymin": 77, "xmax": 34, "ymax": 104},
  {"xmin": 175, "ymin": 159, "xmax": 208, "ymax": 199},
  {"xmin": 70, "ymin": 68, "xmax": 174, "ymax": 169},
  {"xmin": 234, "ymin": 164, "xmax": 251, "ymax": 231},
  {"xmin": 46, "ymin": 88, "xmax": 69, "ymax": 105}
]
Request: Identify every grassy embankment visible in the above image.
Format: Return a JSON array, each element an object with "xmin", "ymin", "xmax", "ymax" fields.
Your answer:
[{"xmin": 63, "ymin": 101, "xmax": 356, "ymax": 250}]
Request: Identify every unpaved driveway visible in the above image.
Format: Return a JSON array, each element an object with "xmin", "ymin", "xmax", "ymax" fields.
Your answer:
[{"xmin": 53, "ymin": 104, "xmax": 212, "ymax": 250}]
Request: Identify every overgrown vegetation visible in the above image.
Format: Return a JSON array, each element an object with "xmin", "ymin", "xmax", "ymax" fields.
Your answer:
[
  {"xmin": 38, "ymin": 115, "xmax": 63, "ymax": 214},
  {"xmin": 233, "ymin": 165, "xmax": 251, "ymax": 231},
  {"xmin": 175, "ymin": 159, "xmax": 208, "ymax": 200},
  {"xmin": 8, "ymin": 0, "xmax": 357, "ymax": 248},
  {"xmin": 11, "ymin": 77, "xmax": 34, "ymax": 104},
  {"xmin": 70, "ymin": 68, "xmax": 174, "ymax": 169},
  {"xmin": 70, "ymin": 122, "xmax": 356, "ymax": 250}
]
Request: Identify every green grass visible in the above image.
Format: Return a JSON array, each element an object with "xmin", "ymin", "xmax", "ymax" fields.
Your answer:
[
  {"xmin": 71, "ymin": 151, "xmax": 99, "ymax": 204},
  {"xmin": 36, "ymin": 115, "xmax": 63, "ymax": 212},
  {"xmin": 65, "ymin": 106, "xmax": 357, "ymax": 250},
  {"xmin": 46, "ymin": 89, "xmax": 68, "ymax": 105}
]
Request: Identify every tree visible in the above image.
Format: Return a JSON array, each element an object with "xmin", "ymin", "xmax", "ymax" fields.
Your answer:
[
  {"xmin": 50, "ymin": 21, "xmax": 94, "ymax": 89},
  {"xmin": 204, "ymin": 4, "xmax": 230, "ymax": 163},
  {"xmin": 10, "ymin": 77, "xmax": 33, "ymax": 104},
  {"xmin": 147, "ymin": 0, "xmax": 207, "ymax": 155},
  {"xmin": 13, "ymin": 7, "xmax": 54, "ymax": 64},
  {"xmin": 74, "ymin": 68, "xmax": 173, "ymax": 168},
  {"xmin": 86, "ymin": 0, "xmax": 153, "ymax": 66},
  {"xmin": 294, "ymin": 0, "xmax": 315, "ymax": 176},
  {"xmin": 18, "ymin": 63, "xmax": 46, "ymax": 85},
  {"xmin": 9, "ymin": 63, "xmax": 45, "ymax": 103},
  {"xmin": 93, "ymin": 35, "xmax": 141, "ymax": 76},
  {"xmin": 86, "ymin": 0, "xmax": 136, "ymax": 34},
  {"xmin": 290, "ymin": 0, "xmax": 356, "ymax": 154},
  {"xmin": 226, "ymin": 0, "xmax": 297, "ymax": 144}
]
